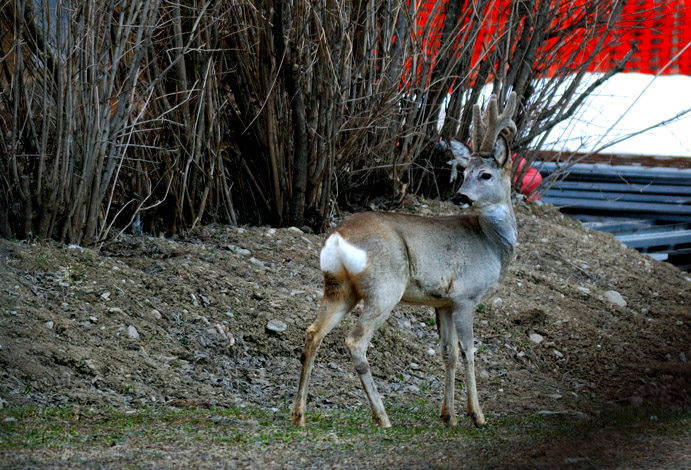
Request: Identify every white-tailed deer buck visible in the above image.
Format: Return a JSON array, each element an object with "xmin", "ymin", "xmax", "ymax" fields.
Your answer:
[{"xmin": 292, "ymin": 93, "xmax": 519, "ymax": 428}]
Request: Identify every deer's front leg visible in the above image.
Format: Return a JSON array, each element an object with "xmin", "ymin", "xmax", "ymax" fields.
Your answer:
[
  {"xmin": 436, "ymin": 307, "xmax": 458, "ymax": 426},
  {"xmin": 454, "ymin": 301, "xmax": 486, "ymax": 427}
]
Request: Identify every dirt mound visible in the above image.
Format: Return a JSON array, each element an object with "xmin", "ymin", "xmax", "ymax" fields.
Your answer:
[{"xmin": 1, "ymin": 199, "xmax": 689, "ymax": 418}]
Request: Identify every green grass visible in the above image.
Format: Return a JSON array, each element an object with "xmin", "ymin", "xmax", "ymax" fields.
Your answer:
[{"xmin": 1, "ymin": 401, "xmax": 689, "ymax": 458}]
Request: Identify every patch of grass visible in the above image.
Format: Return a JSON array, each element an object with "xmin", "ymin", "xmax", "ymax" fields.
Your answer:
[{"xmin": 1, "ymin": 402, "xmax": 689, "ymax": 465}]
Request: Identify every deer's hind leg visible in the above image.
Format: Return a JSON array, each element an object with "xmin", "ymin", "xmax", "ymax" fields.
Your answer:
[
  {"xmin": 345, "ymin": 289, "xmax": 403, "ymax": 429},
  {"xmin": 292, "ymin": 273, "xmax": 358, "ymax": 427}
]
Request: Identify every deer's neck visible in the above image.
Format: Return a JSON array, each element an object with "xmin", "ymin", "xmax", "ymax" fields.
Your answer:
[{"xmin": 477, "ymin": 203, "xmax": 517, "ymax": 272}]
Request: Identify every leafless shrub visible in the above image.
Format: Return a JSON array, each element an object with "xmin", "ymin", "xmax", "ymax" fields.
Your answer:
[{"xmin": 0, "ymin": 0, "xmax": 628, "ymax": 243}]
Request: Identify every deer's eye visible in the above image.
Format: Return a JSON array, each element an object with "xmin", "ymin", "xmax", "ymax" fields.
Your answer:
[{"xmin": 480, "ymin": 173, "xmax": 492, "ymax": 181}]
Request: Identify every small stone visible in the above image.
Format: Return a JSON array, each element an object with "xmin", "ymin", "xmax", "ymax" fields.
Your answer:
[
  {"xmin": 409, "ymin": 362, "xmax": 420, "ymax": 370},
  {"xmin": 265, "ymin": 319, "xmax": 287, "ymax": 334},
  {"xmin": 630, "ymin": 396, "xmax": 644, "ymax": 407},
  {"xmin": 604, "ymin": 290, "xmax": 626, "ymax": 307},
  {"xmin": 45, "ymin": 321, "xmax": 54, "ymax": 329},
  {"xmin": 680, "ymin": 352, "xmax": 688, "ymax": 364},
  {"xmin": 4, "ymin": 417, "xmax": 17, "ymax": 423},
  {"xmin": 228, "ymin": 244, "xmax": 251, "ymax": 256},
  {"xmin": 89, "ymin": 316, "xmax": 98, "ymax": 323},
  {"xmin": 127, "ymin": 325, "xmax": 140, "ymax": 340},
  {"xmin": 529, "ymin": 333, "xmax": 544, "ymax": 345},
  {"xmin": 426, "ymin": 348, "xmax": 436, "ymax": 356},
  {"xmin": 553, "ymin": 349, "xmax": 564, "ymax": 358},
  {"xmin": 108, "ymin": 307, "xmax": 123, "ymax": 315},
  {"xmin": 149, "ymin": 309, "xmax": 162, "ymax": 320},
  {"xmin": 491, "ymin": 297, "xmax": 503, "ymax": 308},
  {"xmin": 576, "ymin": 286, "xmax": 590, "ymax": 296},
  {"xmin": 288, "ymin": 226, "xmax": 304, "ymax": 234},
  {"xmin": 479, "ymin": 369, "xmax": 490, "ymax": 379},
  {"xmin": 100, "ymin": 291, "xmax": 111, "ymax": 301}
]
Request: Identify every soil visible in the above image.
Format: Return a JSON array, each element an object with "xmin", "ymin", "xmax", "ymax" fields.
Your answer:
[{"xmin": 1, "ymin": 198, "xmax": 690, "ymax": 468}]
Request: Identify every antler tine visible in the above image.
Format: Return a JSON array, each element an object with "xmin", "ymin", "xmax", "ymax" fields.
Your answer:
[
  {"xmin": 476, "ymin": 92, "xmax": 518, "ymax": 154},
  {"xmin": 471, "ymin": 103, "xmax": 483, "ymax": 153}
]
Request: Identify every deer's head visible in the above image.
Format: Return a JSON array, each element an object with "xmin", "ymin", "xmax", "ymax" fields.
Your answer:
[{"xmin": 450, "ymin": 92, "xmax": 517, "ymax": 208}]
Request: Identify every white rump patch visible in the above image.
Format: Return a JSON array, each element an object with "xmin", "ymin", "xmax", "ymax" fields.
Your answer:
[{"xmin": 320, "ymin": 232, "xmax": 368, "ymax": 274}]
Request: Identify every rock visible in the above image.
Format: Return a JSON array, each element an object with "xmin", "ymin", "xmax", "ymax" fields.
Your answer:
[
  {"xmin": 479, "ymin": 369, "xmax": 490, "ymax": 380},
  {"xmin": 409, "ymin": 362, "xmax": 420, "ymax": 370},
  {"xmin": 214, "ymin": 323, "xmax": 235, "ymax": 347},
  {"xmin": 44, "ymin": 321, "xmax": 54, "ymax": 330},
  {"xmin": 265, "ymin": 319, "xmax": 287, "ymax": 335},
  {"xmin": 100, "ymin": 291, "xmax": 111, "ymax": 301},
  {"xmin": 127, "ymin": 325, "xmax": 140, "ymax": 340},
  {"xmin": 604, "ymin": 290, "xmax": 626, "ymax": 307},
  {"xmin": 108, "ymin": 307, "xmax": 123, "ymax": 315},
  {"xmin": 426, "ymin": 348, "xmax": 436, "ymax": 356},
  {"xmin": 491, "ymin": 297, "xmax": 503, "ymax": 308},
  {"xmin": 149, "ymin": 309, "xmax": 162, "ymax": 320},
  {"xmin": 553, "ymin": 349, "xmax": 564, "ymax": 358},
  {"xmin": 576, "ymin": 286, "xmax": 591, "ymax": 296},
  {"xmin": 681, "ymin": 352, "xmax": 688, "ymax": 363},
  {"xmin": 529, "ymin": 333, "xmax": 544, "ymax": 345},
  {"xmin": 88, "ymin": 316, "xmax": 98, "ymax": 323},
  {"xmin": 288, "ymin": 226, "xmax": 304, "ymax": 234},
  {"xmin": 227, "ymin": 244, "xmax": 251, "ymax": 256},
  {"xmin": 630, "ymin": 396, "xmax": 644, "ymax": 407}
]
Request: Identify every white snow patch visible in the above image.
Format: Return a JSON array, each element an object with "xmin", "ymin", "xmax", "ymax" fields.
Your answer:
[
  {"xmin": 438, "ymin": 73, "xmax": 691, "ymax": 158},
  {"xmin": 320, "ymin": 232, "xmax": 368, "ymax": 274},
  {"xmin": 541, "ymin": 73, "xmax": 691, "ymax": 158}
]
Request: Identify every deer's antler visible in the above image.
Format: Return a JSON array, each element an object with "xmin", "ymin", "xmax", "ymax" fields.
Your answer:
[{"xmin": 471, "ymin": 92, "xmax": 518, "ymax": 155}]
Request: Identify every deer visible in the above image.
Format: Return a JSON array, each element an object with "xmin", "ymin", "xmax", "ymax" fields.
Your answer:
[{"xmin": 291, "ymin": 92, "xmax": 519, "ymax": 429}]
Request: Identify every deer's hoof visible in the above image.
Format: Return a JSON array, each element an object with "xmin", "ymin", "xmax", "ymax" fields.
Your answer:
[
  {"xmin": 441, "ymin": 413, "xmax": 458, "ymax": 427},
  {"xmin": 375, "ymin": 415, "xmax": 392, "ymax": 428},
  {"xmin": 469, "ymin": 412, "xmax": 486, "ymax": 428},
  {"xmin": 291, "ymin": 411, "xmax": 306, "ymax": 427}
]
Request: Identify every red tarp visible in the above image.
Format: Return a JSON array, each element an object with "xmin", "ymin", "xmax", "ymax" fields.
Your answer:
[{"xmin": 414, "ymin": 0, "xmax": 691, "ymax": 76}]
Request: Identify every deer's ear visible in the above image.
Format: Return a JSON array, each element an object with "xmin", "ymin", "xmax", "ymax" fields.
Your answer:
[
  {"xmin": 493, "ymin": 136, "xmax": 510, "ymax": 168},
  {"xmin": 448, "ymin": 139, "xmax": 471, "ymax": 168}
]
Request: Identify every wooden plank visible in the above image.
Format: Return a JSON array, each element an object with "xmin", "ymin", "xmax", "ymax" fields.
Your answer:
[
  {"xmin": 550, "ymin": 181, "xmax": 691, "ymax": 196},
  {"xmin": 617, "ymin": 229, "xmax": 691, "ymax": 253},
  {"xmin": 537, "ymin": 162, "xmax": 691, "ymax": 185},
  {"xmin": 544, "ymin": 188, "xmax": 690, "ymax": 204},
  {"xmin": 541, "ymin": 196, "xmax": 691, "ymax": 218}
]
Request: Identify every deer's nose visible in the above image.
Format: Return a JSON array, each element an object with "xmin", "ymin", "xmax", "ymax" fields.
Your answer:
[{"xmin": 451, "ymin": 193, "xmax": 473, "ymax": 207}]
